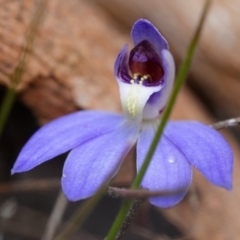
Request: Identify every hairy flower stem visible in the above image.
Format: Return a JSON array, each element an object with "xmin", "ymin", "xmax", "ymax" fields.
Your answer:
[
  {"xmin": 0, "ymin": 0, "xmax": 46, "ymax": 138},
  {"xmin": 0, "ymin": 88, "xmax": 16, "ymax": 138},
  {"xmin": 115, "ymin": 199, "xmax": 144, "ymax": 240},
  {"xmin": 105, "ymin": 0, "xmax": 212, "ymax": 239}
]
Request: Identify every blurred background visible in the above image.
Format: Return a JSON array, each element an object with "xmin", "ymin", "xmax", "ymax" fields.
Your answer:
[{"xmin": 0, "ymin": 0, "xmax": 240, "ymax": 239}]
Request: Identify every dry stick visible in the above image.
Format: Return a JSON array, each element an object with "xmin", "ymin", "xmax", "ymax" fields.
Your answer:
[
  {"xmin": 211, "ymin": 117, "xmax": 240, "ymax": 130},
  {"xmin": 0, "ymin": 179, "xmax": 183, "ymax": 199},
  {"xmin": 107, "ymin": 187, "xmax": 184, "ymax": 199},
  {"xmin": 0, "ymin": 179, "xmax": 60, "ymax": 194},
  {"xmin": 41, "ymin": 191, "xmax": 68, "ymax": 240},
  {"xmin": 0, "ymin": 179, "xmax": 179, "ymax": 197}
]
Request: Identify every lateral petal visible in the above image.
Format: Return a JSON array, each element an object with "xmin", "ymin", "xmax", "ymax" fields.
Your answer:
[
  {"xmin": 137, "ymin": 124, "xmax": 192, "ymax": 208},
  {"xmin": 143, "ymin": 49, "xmax": 175, "ymax": 119},
  {"xmin": 12, "ymin": 111, "xmax": 125, "ymax": 173},
  {"xmin": 62, "ymin": 122, "xmax": 139, "ymax": 200},
  {"xmin": 164, "ymin": 121, "xmax": 233, "ymax": 190}
]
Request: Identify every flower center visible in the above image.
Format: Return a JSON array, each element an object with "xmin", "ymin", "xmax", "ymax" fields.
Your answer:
[{"xmin": 129, "ymin": 40, "xmax": 164, "ymax": 85}]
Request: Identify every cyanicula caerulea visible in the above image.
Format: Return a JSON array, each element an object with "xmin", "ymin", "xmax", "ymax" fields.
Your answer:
[{"xmin": 12, "ymin": 19, "xmax": 233, "ymax": 208}]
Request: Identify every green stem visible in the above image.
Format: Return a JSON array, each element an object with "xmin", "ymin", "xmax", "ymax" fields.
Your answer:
[
  {"xmin": 105, "ymin": 0, "xmax": 211, "ymax": 239},
  {"xmin": 0, "ymin": 0, "xmax": 46, "ymax": 138},
  {"xmin": 0, "ymin": 88, "xmax": 16, "ymax": 137}
]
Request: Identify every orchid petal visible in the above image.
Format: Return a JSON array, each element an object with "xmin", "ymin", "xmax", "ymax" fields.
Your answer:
[
  {"xmin": 115, "ymin": 46, "xmax": 162, "ymax": 123},
  {"xmin": 114, "ymin": 44, "xmax": 130, "ymax": 83},
  {"xmin": 143, "ymin": 49, "xmax": 175, "ymax": 119},
  {"xmin": 117, "ymin": 80, "xmax": 162, "ymax": 123},
  {"xmin": 137, "ymin": 124, "xmax": 192, "ymax": 208},
  {"xmin": 12, "ymin": 111, "xmax": 125, "ymax": 173},
  {"xmin": 62, "ymin": 122, "xmax": 139, "ymax": 200},
  {"xmin": 131, "ymin": 19, "xmax": 168, "ymax": 55},
  {"xmin": 164, "ymin": 121, "xmax": 233, "ymax": 190}
]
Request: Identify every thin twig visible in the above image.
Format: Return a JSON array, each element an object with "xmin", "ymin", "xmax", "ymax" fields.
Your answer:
[
  {"xmin": 0, "ymin": 179, "xmax": 60, "ymax": 194},
  {"xmin": 211, "ymin": 117, "xmax": 240, "ymax": 130},
  {"xmin": 106, "ymin": 187, "xmax": 184, "ymax": 199},
  {"xmin": 41, "ymin": 190, "xmax": 68, "ymax": 240},
  {"xmin": 0, "ymin": 179, "xmax": 183, "ymax": 199}
]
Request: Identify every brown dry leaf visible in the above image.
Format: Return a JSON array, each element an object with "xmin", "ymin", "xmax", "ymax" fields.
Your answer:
[{"xmin": 0, "ymin": 0, "xmax": 126, "ymax": 123}]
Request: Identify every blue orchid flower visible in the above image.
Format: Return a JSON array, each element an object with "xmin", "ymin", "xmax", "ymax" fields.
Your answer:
[{"xmin": 12, "ymin": 19, "xmax": 233, "ymax": 208}]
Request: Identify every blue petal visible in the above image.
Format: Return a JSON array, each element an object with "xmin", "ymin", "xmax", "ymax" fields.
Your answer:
[
  {"xmin": 62, "ymin": 122, "xmax": 139, "ymax": 201},
  {"xmin": 143, "ymin": 49, "xmax": 175, "ymax": 119},
  {"xmin": 164, "ymin": 121, "xmax": 233, "ymax": 190},
  {"xmin": 137, "ymin": 124, "xmax": 192, "ymax": 208},
  {"xmin": 114, "ymin": 44, "xmax": 131, "ymax": 83},
  {"xmin": 131, "ymin": 19, "xmax": 168, "ymax": 55},
  {"xmin": 12, "ymin": 111, "xmax": 125, "ymax": 173}
]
